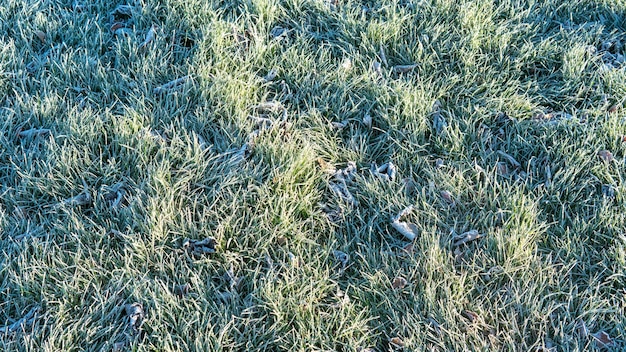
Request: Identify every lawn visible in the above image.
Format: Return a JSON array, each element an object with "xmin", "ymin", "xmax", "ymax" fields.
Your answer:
[{"xmin": 1, "ymin": 0, "xmax": 626, "ymax": 351}]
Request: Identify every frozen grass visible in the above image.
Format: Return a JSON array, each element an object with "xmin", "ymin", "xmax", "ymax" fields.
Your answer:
[{"xmin": 1, "ymin": 0, "xmax": 626, "ymax": 351}]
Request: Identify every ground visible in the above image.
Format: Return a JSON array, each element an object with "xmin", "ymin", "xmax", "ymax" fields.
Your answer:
[{"xmin": 1, "ymin": 0, "xmax": 626, "ymax": 351}]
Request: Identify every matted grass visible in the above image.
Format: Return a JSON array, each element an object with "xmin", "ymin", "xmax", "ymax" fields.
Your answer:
[{"xmin": 1, "ymin": 0, "xmax": 626, "ymax": 351}]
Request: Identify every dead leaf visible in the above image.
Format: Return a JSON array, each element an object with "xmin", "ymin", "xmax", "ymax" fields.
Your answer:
[
  {"xmin": 435, "ymin": 158, "xmax": 445, "ymax": 169},
  {"xmin": 18, "ymin": 128, "xmax": 51, "ymax": 138},
  {"xmin": 125, "ymin": 303, "xmax": 144, "ymax": 332},
  {"xmin": 496, "ymin": 162, "xmax": 509, "ymax": 176},
  {"xmin": 110, "ymin": 22, "xmax": 125, "ymax": 32},
  {"xmin": 440, "ymin": 190, "xmax": 455, "ymax": 206},
  {"xmin": 331, "ymin": 120, "xmax": 349, "ymax": 129},
  {"xmin": 576, "ymin": 319, "xmax": 589, "ymax": 337},
  {"xmin": 139, "ymin": 24, "xmax": 157, "ymax": 51},
  {"xmin": 287, "ymin": 252, "xmax": 300, "ymax": 267},
  {"xmin": 453, "ymin": 230, "xmax": 483, "ymax": 247},
  {"xmin": 183, "ymin": 237, "xmax": 217, "ymax": 256},
  {"xmin": 174, "ymin": 283, "xmax": 190, "ymax": 297},
  {"xmin": 393, "ymin": 64, "xmax": 417, "ymax": 73},
  {"xmin": 497, "ymin": 150, "xmax": 521, "ymax": 168},
  {"xmin": 363, "ymin": 113, "xmax": 372, "ymax": 128},
  {"xmin": 333, "ymin": 162, "xmax": 357, "ymax": 183},
  {"xmin": 431, "ymin": 100, "xmax": 447, "ymax": 134},
  {"xmin": 392, "ymin": 276, "xmax": 407, "ymax": 289},
  {"xmin": 372, "ymin": 61, "xmax": 382, "ymax": 78},
  {"xmin": 276, "ymin": 236, "xmax": 287, "ymax": 245},
  {"xmin": 270, "ymin": 26, "xmax": 288, "ymax": 40},
  {"xmin": 341, "ymin": 57, "xmax": 352, "ymax": 70},
  {"xmin": 153, "ymin": 75, "xmax": 191, "ymax": 94},
  {"xmin": 34, "ymin": 30, "xmax": 46, "ymax": 43},
  {"xmin": 462, "ymin": 310, "xmax": 479, "ymax": 323},
  {"xmin": 379, "ymin": 44, "xmax": 388, "ymax": 66},
  {"xmin": 55, "ymin": 180, "xmax": 92, "ymax": 208},
  {"xmin": 592, "ymin": 331, "xmax": 614, "ymax": 348},
  {"xmin": 333, "ymin": 250, "xmax": 349, "ymax": 268},
  {"xmin": 389, "ymin": 336, "xmax": 405, "ymax": 348},
  {"xmin": 371, "ymin": 162, "xmax": 397, "ymax": 182},
  {"xmin": 317, "ymin": 158, "xmax": 336, "ymax": 174},
  {"xmin": 608, "ymin": 104, "xmax": 619, "ymax": 113},
  {"xmin": 598, "ymin": 150, "xmax": 614, "ymax": 163},
  {"xmin": 112, "ymin": 341, "xmax": 126, "ymax": 352},
  {"xmin": 391, "ymin": 206, "xmax": 419, "ymax": 240},
  {"xmin": 263, "ymin": 68, "xmax": 278, "ymax": 82},
  {"xmin": 224, "ymin": 266, "xmax": 240, "ymax": 290},
  {"xmin": 329, "ymin": 181, "xmax": 357, "ymax": 206},
  {"xmin": 320, "ymin": 203, "xmax": 343, "ymax": 223}
]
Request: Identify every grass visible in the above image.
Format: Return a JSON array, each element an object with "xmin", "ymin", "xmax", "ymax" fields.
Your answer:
[{"xmin": 1, "ymin": 0, "xmax": 626, "ymax": 350}]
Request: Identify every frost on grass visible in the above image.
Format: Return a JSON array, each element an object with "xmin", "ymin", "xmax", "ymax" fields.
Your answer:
[
  {"xmin": 153, "ymin": 75, "xmax": 192, "ymax": 94},
  {"xmin": 125, "ymin": 303, "xmax": 145, "ymax": 332},
  {"xmin": 431, "ymin": 100, "xmax": 447, "ymax": 135},
  {"xmin": 452, "ymin": 229, "xmax": 483, "ymax": 247},
  {"xmin": 328, "ymin": 162, "xmax": 358, "ymax": 206},
  {"xmin": 0, "ymin": 306, "xmax": 40, "ymax": 335},
  {"xmin": 391, "ymin": 205, "xmax": 419, "ymax": 241}
]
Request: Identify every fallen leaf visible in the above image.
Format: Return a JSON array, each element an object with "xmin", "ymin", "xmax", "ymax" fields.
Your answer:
[
  {"xmin": 317, "ymin": 158, "xmax": 336, "ymax": 174},
  {"xmin": 112, "ymin": 341, "xmax": 126, "ymax": 352},
  {"xmin": 34, "ymin": 30, "xmax": 46, "ymax": 43},
  {"xmin": 453, "ymin": 230, "xmax": 483, "ymax": 247},
  {"xmin": 319, "ymin": 203, "xmax": 343, "ymax": 223},
  {"xmin": 153, "ymin": 75, "xmax": 191, "ymax": 94},
  {"xmin": 334, "ymin": 162, "xmax": 357, "ymax": 183},
  {"xmin": 389, "ymin": 336, "xmax": 405, "ymax": 348},
  {"xmin": 125, "ymin": 303, "xmax": 144, "ymax": 332},
  {"xmin": 598, "ymin": 150, "xmax": 614, "ymax": 163},
  {"xmin": 427, "ymin": 317, "xmax": 442, "ymax": 335},
  {"xmin": 372, "ymin": 61, "xmax": 382, "ymax": 78},
  {"xmin": 371, "ymin": 162, "xmax": 397, "ymax": 182},
  {"xmin": 462, "ymin": 310, "xmax": 479, "ymax": 323},
  {"xmin": 393, "ymin": 64, "xmax": 417, "ymax": 73},
  {"xmin": 183, "ymin": 237, "xmax": 217, "ymax": 256},
  {"xmin": 608, "ymin": 104, "xmax": 619, "ymax": 113},
  {"xmin": 363, "ymin": 113, "xmax": 372, "ymax": 128},
  {"xmin": 18, "ymin": 128, "xmax": 51, "ymax": 138},
  {"xmin": 431, "ymin": 100, "xmax": 447, "ymax": 134},
  {"xmin": 341, "ymin": 57, "xmax": 352, "ymax": 70},
  {"xmin": 435, "ymin": 158, "xmax": 445, "ymax": 168},
  {"xmin": 276, "ymin": 236, "xmax": 287, "ymax": 245},
  {"xmin": 497, "ymin": 150, "xmax": 521, "ymax": 168},
  {"xmin": 592, "ymin": 331, "xmax": 613, "ymax": 348},
  {"xmin": 224, "ymin": 266, "xmax": 240, "ymax": 290},
  {"xmin": 576, "ymin": 319, "xmax": 589, "ymax": 337},
  {"xmin": 357, "ymin": 347, "xmax": 376, "ymax": 352},
  {"xmin": 379, "ymin": 44, "xmax": 388, "ymax": 66},
  {"xmin": 331, "ymin": 120, "xmax": 349, "ymax": 129},
  {"xmin": 496, "ymin": 162, "xmax": 509, "ymax": 176},
  {"xmin": 333, "ymin": 250, "xmax": 349, "ymax": 268},
  {"xmin": 139, "ymin": 24, "xmax": 157, "ymax": 51},
  {"xmin": 270, "ymin": 26, "xmax": 288, "ymax": 40},
  {"xmin": 263, "ymin": 68, "xmax": 278, "ymax": 82},
  {"xmin": 391, "ymin": 206, "xmax": 419, "ymax": 240},
  {"xmin": 55, "ymin": 180, "xmax": 92, "ymax": 208},
  {"xmin": 440, "ymin": 190, "xmax": 455, "ymax": 205},
  {"xmin": 110, "ymin": 22, "xmax": 125, "ymax": 32},
  {"xmin": 329, "ymin": 181, "xmax": 357, "ymax": 206},
  {"xmin": 173, "ymin": 283, "xmax": 190, "ymax": 297},
  {"xmin": 392, "ymin": 276, "xmax": 407, "ymax": 289},
  {"xmin": 287, "ymin": 252, "xmax": 300, "ymax": 267}
]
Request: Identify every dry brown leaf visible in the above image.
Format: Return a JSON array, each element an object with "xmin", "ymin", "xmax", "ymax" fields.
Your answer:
[
  {"xmin": 276, "ymin": 236, "xmax": 287, "ymax": 245},
  {"xmin": 363, "ymin": 113, "xmax": 372, "ymax": 128},
  {"xmin": 379, "ymin": 44, "xmax": 388, "ymax": 66},
  {"xmin": 496, "ymin": 162, "xmax": 509, "ymax": 176},
  {"xmin": 371, "ymin": 162, "xmax": 397, "ymax": 182},
  {"xmin": 393, "ymin": 64, "xmax": 417, "ymax": 73},
  {"xmin": 608, "ymin": 104, "xmax": 619, "ymax": 113},
  {"xmin": 333, "ymin": 250, "xmax": 349, "ymax": 268},
  {"xmin": 331, "ymin": 120, "xmax": 349, "ymax": 129},
  {"xmin": 139, "ymin": 24, "xmax": 157, "ymax": 51},
  {"xmin": 391, "ymin": 276, "xmax": 407, "ymax": 289},
  {"xmin": 153, "ymin": 75, "xmax": 191, "ymax": 94},
  {"xmin": 34, "ymin": 30, "xmax": 46, "ymax": 43},
  {"xmin": 453, "ymin": 230, "xmax": 483, "ymax": 247},
  {"xmin": 462, "ymin": 310, "xmax": 479, "ymax": 323},
  {"xmin": 391, "ymin": 206, "xmax": 419, "ymax": 240},
  {"xmin": 389, "ymin": 336, "xmax": 405, "ymax": 348},
  {"xmin": 174, "ymin": 283, "xmax": 191, "ymax": 298},
  {"xmin": 576, "ymin": 319, "xmax": 589, "ymax": 337},
  {"xmin": 592, "ymin": 331, "xmax": 614, "ymax": 348},
  {"xmin": 183, "ymin": 237, "xmax": 217, "ymax": 256},
  {"xmin": 440, "ymin": 190, "xmax": 455, "ymax": 205},
  {"xmin": 341, "ymin": 57, "xmax": 352, "ymax": 70},
  {"xmin": 598, "ymin": 150, "xmax": 614, "ymax": 163},
  {"xmin": 110, "ymin": 22, "xmax": 125, "ymax": 32},
  {"xmin": 125, "ymin": 303, "xmax": 144, "ymax": 332},
  {"xmin": 287, "ymin": 252, "xmax": 300, "ymax": 267},
  {"xmin": 112, "ymin": 341, "xmax": 126, "ymax": 352}
]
